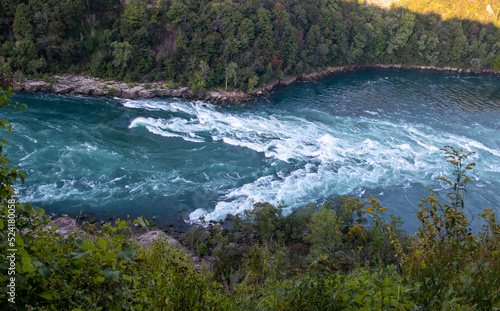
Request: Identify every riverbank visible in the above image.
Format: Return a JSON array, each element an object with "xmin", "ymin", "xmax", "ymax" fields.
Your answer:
[
  {"xmin": 9, "ymin": 64, "xmax": 499, "ymax": 104},
  {"xmin": 46, "ymin": 210, "xmax": 201, "ymax": 237}
]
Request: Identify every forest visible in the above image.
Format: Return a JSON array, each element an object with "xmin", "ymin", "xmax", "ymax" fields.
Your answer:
[{"xmin": 0, "ymin": 0, "xmax": 499, "ymax": 93}]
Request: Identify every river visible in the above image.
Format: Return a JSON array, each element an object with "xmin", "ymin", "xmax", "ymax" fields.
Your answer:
[{"xmin": 2, "ymin": 69, "xmax": 499, "ymax": 232}]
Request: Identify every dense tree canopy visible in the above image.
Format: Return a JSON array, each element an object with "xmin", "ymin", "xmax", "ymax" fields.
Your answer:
[{"xmin": 0, "ymin": 0, "xmax": 499, "ymax": 91}]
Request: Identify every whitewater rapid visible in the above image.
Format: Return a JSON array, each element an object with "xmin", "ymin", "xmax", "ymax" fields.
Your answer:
[{"xmin": 123, "ymin": 93, "xmax": 498, "ymax": 226}]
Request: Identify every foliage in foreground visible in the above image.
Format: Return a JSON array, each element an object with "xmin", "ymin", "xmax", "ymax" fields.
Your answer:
[{"xmin": 0, "ymin": 88, "xmax": 499, "ymax": 309}]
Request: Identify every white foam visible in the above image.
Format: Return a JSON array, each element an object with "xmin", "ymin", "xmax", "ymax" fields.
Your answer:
[{"xmin": 119, "ymin": 99, "xmax": 500, "ymax": 223}]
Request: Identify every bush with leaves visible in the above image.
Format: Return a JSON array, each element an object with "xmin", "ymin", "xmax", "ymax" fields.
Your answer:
[
  {"xmin": 400, "ymin": 146, "xmax": 500, "ymax": 309},
  {"xmin": 304, "ymin": 206, "xmax": 343, "ymax": 257}
]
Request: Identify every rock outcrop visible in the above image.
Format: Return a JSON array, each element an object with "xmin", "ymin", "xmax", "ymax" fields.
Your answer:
[
  {"xmin": 134, "ymin": 230, "xmax": 179, "ymax": 248},
  {"xmin": 11, "ymin": 65, "xmax": 499, "ymax": 105},
  {"xmin": 47, "ymin": 216, "xmax": 86, "ymax": 236},
  {"xmin": 12, "ymin": 75, "xmax": 251, "ymax": 104}
]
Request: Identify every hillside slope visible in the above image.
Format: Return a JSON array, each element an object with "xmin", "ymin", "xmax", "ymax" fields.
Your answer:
[{"xmin": 0, "ymin": 0, "xmax": 499, "ymax": 92}]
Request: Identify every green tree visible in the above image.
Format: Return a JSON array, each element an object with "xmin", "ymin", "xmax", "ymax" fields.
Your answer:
[
  {"xmin": 247, "ymin": 75, "xmax": 258, "ymax": 93},
  {"xmin": 225, "ymin": 61, "xmax": 238, "ymax": 90},
  {"xmin": 12, "ymin": 40, "xmax": 38, "ymax": 74},
  {"xmin": 167, "ymin": 0, "xmax": 188, "ymax": 25},
  {"xmin": 111, "ymin": 41, "xmax": 133, "ymax": 77},
  {"xmin": 256, "ymin": 8, "xmax": 274, "ymax": 52},
  {"xmin": 12, "ymin": 4, "xmax": 33, "ymax": 41},
  {"xmin": 120, "ymin": 0, "xmax": 153, "ymax": 47},
  {"xmin": 492, "ymin": 58, "xmax": 500, "ymax": 70},
  {"xmin": 305, "ymin": 207, "xmax": 343, "ymax": 254}
]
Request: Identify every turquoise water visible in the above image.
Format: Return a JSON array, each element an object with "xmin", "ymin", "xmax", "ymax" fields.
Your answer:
[{"xmin": 2, "ymin": 70, "xmax": 500, "ymax": 232}]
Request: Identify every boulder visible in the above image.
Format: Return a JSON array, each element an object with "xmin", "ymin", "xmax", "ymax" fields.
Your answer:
[
  {"xmin": 92, "ymin": 88, "xmax": 110, "ymax": 96},
  {"xmin": 73, "ymin": 85, "xmax": 94, "ymax": 96},
  {"xmin": 134, "ymin": 230, "xmax": 179, "ymax": 249},
  {"xmin": 24, "ymin": 81, "xmax": 52, "ymax": 92},
  {"xmin": 52, "ymin": 84, "xmax": 74, "ymax": 94},
  {"xmin": 157, "ymin": 88, "xmax": 173, "ymax": 96},
  {"xmin": 138, "ymin": 88, "xmax": 157, "ymax": 98},
  {"xmin": 207, "ymin": 91, "xmax": 221, "ymax": 100},
  {"xmin": 121, "ymin": 86, "xmax": 143, "ymax": 98},
  {"xmin": 171, "ymin": 87, "xmax": 189, "ymax": 97},
  {"xmin": 279, "ymin": 76, "xmax": 297, "ymax": 86},
  {"xmin": 47, "ymin": 217, "xmax": 85, "ymax": 236}
]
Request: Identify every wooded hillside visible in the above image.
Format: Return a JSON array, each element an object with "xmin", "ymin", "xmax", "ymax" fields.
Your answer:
[{"xmin": 1, "ymin": 0, "xmax": 499, "ymax": 92}]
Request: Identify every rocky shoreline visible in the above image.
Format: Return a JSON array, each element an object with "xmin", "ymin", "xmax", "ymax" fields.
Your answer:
[
  {"xmin": 11, "ymin": 75, "xmax": 250, "ymax": 104},
  {"xmin": 10, "ymin": 64, "xmax": 499, "ymax": 104}
]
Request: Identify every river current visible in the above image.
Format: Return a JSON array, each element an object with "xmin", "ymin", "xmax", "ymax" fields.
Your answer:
[{"xmin": 2, "ymin": 70, "xmax": 499, "ymax": 232}]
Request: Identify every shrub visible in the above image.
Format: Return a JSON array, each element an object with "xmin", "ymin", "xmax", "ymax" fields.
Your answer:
[
  {"xmin": 402, "ymin": 146, "xmax": 500, "ymax": 309},
  {"xmin": 304, "ymin": 207, "xmax": 343, "ymax": 255}
]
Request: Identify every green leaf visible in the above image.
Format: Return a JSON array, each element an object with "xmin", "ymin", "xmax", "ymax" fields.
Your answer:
[
  {"xmin": 15, "ymin": 235, "xmax": 24, "ymax": 247},
  {"xmin": 117, "ymin": 220, "xmax": 127, "ymax": 230},
  {"xmin": 22, "ymin": 262, "xmax": 35, "ymax": 274},
  {"xmin": 118, "ymin": 242, "xmax": 136, "ymax": 260},
  {"xmin": 104, "ymin": 252, "xmax": 116, "ymax": 262},
  {"xmin": 70, "ymin": 248, "xmax": 90, "ymax": 261},
  {"xmin": 98, "ymin": 239, "xmax": 107, "ymax": 250},
  {"xmin": 96, "ymin": 275, "xmax": 105, "ymax": 283},
  {"xmin": 134, "ymin": 216, "xmax": 148, "ymax": 228},
  {"xmin": 103, "ymin": 268, "xmax": 120, "ymax": 279},
  {"xmin": 39, "ymin": 268, "xmax": 51, "ymax": 279},
  {"xmin": 21, "ymin": 203, "xmax": 32, "ymax": 212},
  {"xmin": 40, "ymin": 291, "xmax": 53, "ymax": 300},
  {"xmin": 81, "ymin": 242, "xmax": 98, "ymax": 252}
]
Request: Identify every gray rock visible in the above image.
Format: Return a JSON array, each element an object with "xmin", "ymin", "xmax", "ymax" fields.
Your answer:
[
  {"xmin": 157, "ymin": 89, "xmax": 173, "ymax": 96},
  {"xmin": 138, "ymin": 89, "xmax": 157, "ymax": 98},
  {"xmin": 134, "ymin": 230, "xmax": 179, "ymax": 249},
  {"xmin": 207, "ymin": 91, "xmax": 221, "ymax": 99},
  {"xmin": 24, "ymin": 81, "xmax": 52, "ymax": 92},
  {"xmin": 52, "ymin": 84, "xmax": 74, "ymax": 94},
  {"xmin": 171, "ymin": 87, "xmax": 189, "ymax": 97},
  {"xmin": 92, "ymin": 88, "xmax": 110, "ymax": 96},
  {"xmin": 121, "ymin": 86, "xmax": 143, "ymax": 98},
  {"xmin": 47, "ymin": 217, "xmax": 85, "ymax": 236},
  {"xmin": 73, "ymin": 86, "xmax": 94, "ymax": 96}
]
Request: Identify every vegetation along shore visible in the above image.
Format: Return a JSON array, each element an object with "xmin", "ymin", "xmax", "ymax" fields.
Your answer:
[{"xmin": 10, "ymin": 64, "xmax": 500, "ymax": 104}]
